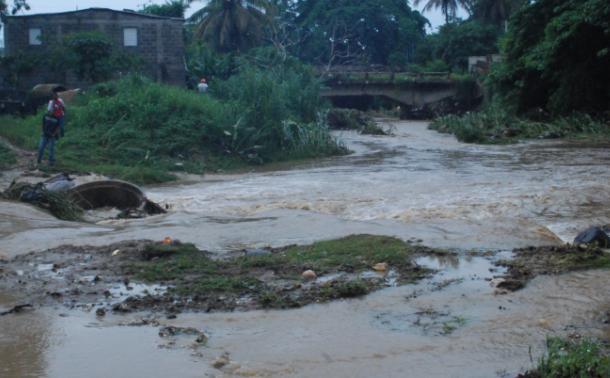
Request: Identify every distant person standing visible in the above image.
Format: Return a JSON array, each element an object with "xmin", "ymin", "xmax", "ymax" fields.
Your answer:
[
  {"xmin": 197, "ymin": 78, "xmax": 208, "ymax": 94},
  {"xmin": 48, "ymin": 89, "xmax": 66, "ymax": 137},
  {"xmin": 37, "ymin": 89, "xmax": 65, "ymax": 166}
]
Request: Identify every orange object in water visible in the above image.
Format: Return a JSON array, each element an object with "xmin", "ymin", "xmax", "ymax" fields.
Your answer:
[{"xmin": 162, "ymin": 237, "xmax": 172, "ymax": 245}]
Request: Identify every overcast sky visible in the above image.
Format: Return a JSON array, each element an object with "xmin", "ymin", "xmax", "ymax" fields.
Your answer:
[{"xmin": 18, "ymin": 0, "xmax": 467, "ymax": 31}]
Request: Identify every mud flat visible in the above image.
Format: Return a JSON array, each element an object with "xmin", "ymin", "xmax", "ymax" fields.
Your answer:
[
  {"xmin": 2, "ymin": 239, "xmax": 609, "ymax": 377},
  {"xmin": 495, "ymin": 245, "xmax": 610, "ymax": 292},
  {"xmin": 0, "ymin": 235, "xmax": 443, "ymax": 314}
]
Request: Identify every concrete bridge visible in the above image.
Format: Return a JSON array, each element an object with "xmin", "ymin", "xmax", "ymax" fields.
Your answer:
[{"xmin": 320, "ymin": 72, "xmax": 470, "ymax": 108}]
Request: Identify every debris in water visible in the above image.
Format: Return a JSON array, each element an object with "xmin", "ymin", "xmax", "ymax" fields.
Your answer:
[
  {"xmin": 111, "ymin": 249, "xmax": 121, "ymax": 256},
  {"xmin": 0, "ymin": 303, "xmax": 33, "ymax": 316},
  {"xmin": 158, "ymin": 326, "xmax": 207, "ymax": 344},
  {"xmin": 212, "ymin": 352, "xmax": 231, "ymax": 369}
]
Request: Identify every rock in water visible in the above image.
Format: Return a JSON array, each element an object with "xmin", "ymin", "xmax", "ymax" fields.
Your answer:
[
  {"xmin": 373, "ymin": 262, "xmax": 388, "ymax": 272},
  {"xmin": 573, "ymin": 226, "xmax": 610, "ymax": 248},
  {"xmin": 301, "ymin": 270, "xmax": 317, "ymax": 280}
]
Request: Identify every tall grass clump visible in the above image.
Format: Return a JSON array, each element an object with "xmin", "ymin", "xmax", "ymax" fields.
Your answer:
[
  {"xmin": 430, "ymin": 104, "xmax": 610, "ymax": 144},
  {"xmin": 211, "ymin": 51, "xmax": 347, "ymax": 161},
  {"xmin": 0, "ymin": 141, "xmax": 16, "ymax": 170},
  {"xmin": 523, "ymin": 337, "xmax": 610, "ymax": 378},
  {"xmin": 0, "ymin": 70, "xmax": 346, "ymax": 183}
]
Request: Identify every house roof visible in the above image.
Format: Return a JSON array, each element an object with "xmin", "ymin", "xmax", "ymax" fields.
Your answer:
[{"xmin": 5, "ymin": 7, "xmax": 184, "ymax": 21}]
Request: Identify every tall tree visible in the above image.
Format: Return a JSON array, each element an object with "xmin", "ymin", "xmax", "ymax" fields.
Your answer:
[
  {"xmin": 413, "ymin": 0, "xmax": 473, "ymax": 23},
  {"xmin": 490, "ymin": 0, "xmax": 610, "ymax": 114},
  {"xmin": 140, "ymin": 0, "xmax": 191, "ymax": 18},
  {"xmin": 295, "ymin": 0, "xmax": 428, "ymax": 67},
  {"xmin": 472, "ymin": 0, "xmax": 527, "ymax": 28},
  {"xmin": 189, "ymin": 0, "xmax": 273, "ymax": 53},
  {"xmin": 0, "ymin": 0, "xmax": 29, "ymax": 16}
]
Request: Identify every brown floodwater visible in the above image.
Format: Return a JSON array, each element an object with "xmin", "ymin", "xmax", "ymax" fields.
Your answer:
[{"xmin": 1, "ymin": 120, "xmax": 609, "ymax": 377}]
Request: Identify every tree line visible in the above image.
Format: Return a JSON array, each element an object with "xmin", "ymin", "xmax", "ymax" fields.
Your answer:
[{"xmin": 2, "ymin": 0, "xmax": 608, "ymax": 115}]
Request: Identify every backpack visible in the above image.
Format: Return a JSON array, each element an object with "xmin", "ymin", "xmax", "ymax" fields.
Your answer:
[{"xmin": 42, "ymin": 115, "xmax": 59, "ymax": 137}]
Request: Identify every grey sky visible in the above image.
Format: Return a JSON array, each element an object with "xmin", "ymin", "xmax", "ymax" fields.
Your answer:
[{"xmin": 19, "ymin": 0, "xmax": 467, "ymax": 31}]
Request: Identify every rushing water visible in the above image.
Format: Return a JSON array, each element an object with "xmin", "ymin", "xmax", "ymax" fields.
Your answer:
[{"xmin": 1, "ymin": 120, "xmax": 609, "ymax": 377}]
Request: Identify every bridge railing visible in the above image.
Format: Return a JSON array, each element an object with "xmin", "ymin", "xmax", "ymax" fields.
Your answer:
[{"xmin": 319, "ymin": 70, "xmax": 452, "ymax": 84}]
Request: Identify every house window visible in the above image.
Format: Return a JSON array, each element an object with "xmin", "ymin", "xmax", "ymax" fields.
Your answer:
[
  {"xmin": 28, "ymin": 28, "xmax": 42, "ymax": 45},
  {"xmin": 123, "ymin": 28, "xmax": 138, "ymax": 47}
]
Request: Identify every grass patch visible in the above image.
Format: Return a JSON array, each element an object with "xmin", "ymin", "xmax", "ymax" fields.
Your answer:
[
  {"xmin": 523, "ymin": 337, "xmax": 610, "ymax": 378},
  {"xmin": 0, "ymin": 141, "xmax": 16, "ymax": 170},
  {"xmin": 441, "ymin": 316, "xmax": 467, "ymax": 335},
  {"xmin": 429, "ymin": 105, "xmax": 610, "ymax": 144},
  {"xmin": 0, "ymin": 74, "xmax": 346, "ymax": 184},
  {"xmin": 128, "ymin": 235, "xmax": 432, "ymax": 310}
]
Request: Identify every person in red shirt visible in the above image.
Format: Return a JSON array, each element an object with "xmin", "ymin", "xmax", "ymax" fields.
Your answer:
[
  {"xmin": 47, "ymin": 89, "xmax": 66, "ymax": 137},
  {"xmin": 37, "ymin": 90, "xmax": 65, "ymax": 166}
]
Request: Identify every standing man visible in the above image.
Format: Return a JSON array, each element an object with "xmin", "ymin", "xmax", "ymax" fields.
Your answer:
[
  {"xmin": 37, "ymin": 89, "xmax": 65, "ymax": 166},
  {"xmin": 197, "ymin": 78, "xmax": 208, "ymax": 94}
]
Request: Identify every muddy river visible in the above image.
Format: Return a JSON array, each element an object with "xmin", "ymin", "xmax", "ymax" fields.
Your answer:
[{"xmin": 1, "ymin": 120, "xmax": 609, "ymax": 377}]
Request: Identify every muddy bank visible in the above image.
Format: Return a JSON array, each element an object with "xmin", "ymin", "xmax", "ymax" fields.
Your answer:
[
  {"xmin": 0, "ymin": 235, "xmax": 442, "ymax": 314},
  {"xmin": 495, "ymin": 245, "xmax": 610, "ymax": 292}
]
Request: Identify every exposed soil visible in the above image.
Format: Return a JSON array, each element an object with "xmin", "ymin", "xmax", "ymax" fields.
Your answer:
[
  {"xmin": 0, "ymin": 235, "xmax": 440, "ymax": 315},
  {"xmin": 494, "ymin": 245, "xmax": 610, "ymax": 292}
]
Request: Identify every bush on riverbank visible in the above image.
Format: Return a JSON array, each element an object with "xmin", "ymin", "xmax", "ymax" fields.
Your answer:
[
  {"xmin": 0, "ymin": 74, "xmax": 346, "ymax": 183},
  {"xmin": 429, "ymin": 105, "xmax": 610, "ymax": 144},
  {"xmin": 326, "ymin": 108, "xmax": 387, "ymax": 135},
  {"xmin": 522, "ymin": 337, "xmax": 610, "ymax": 378}
]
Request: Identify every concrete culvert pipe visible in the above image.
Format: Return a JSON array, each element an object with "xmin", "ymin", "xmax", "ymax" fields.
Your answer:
[{"xmin": 68, "ymin": 180, "xmax": 150, "ymax": 210}]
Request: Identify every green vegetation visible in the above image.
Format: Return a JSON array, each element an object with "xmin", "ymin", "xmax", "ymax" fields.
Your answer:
[
  {"xmin": 524, "ymin": 337, "xmax": 610, "ymax": 378},
  {"xmin": 415, "ymin": 20, "xmax": 501, "ymax": 71},
  {"xmin": 239, "ymin": 235, "xmax": 422, "ymax": 276},
  {"xmin": 430, "ymin": 106, "xmax": 610, "ymax": 144},
  {"xmin": 293, "ymin": 0, "xmax": 428, "ymax": 68},
  {"xmin": 0, "ymin": 72, "xmax": 345, "ymax": 184},
  {"xmin": 0, "ymin": 31, "xmax": 143, "ymax": 88},
  {"xmin": 489, "ymin": 0, "xmax": 610, "ymax": 115},
  {"xmin": 414, "ymin": 0, "xmax": 473, "ymax": 24},
  {"xmin": 129, "ymin": 235, "xmax": 432, "ymax": 309},
  {"xmin": 0, "ymin": 141, "xmax": 16, "ymax": 170},
  {"xmin": 139, "ymin": 0, "xmax": 189, "ymax": 18},
  {"xmin": 425, "ymin": 0, "xmax": 610, "ymax": 143},
  {"xmin": 189, "ymin": 0, "xmax": 272, "ymax": 53},
  {"xmin": 0, "ymin": 0, "xmax": 29, "ymax": 16},
  {"xmin": 326, "ymin": 109, "xmax": 387, "ymax": 135},
  {"xmin": 441, "ymin": 316, "xmax": 467, "ymax": 335}
]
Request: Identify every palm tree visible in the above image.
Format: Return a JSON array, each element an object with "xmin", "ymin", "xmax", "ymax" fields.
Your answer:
[
  {"xmin": 189, "ymin": 0, "xmax": 274, "ymax": 52},
  {"xmin": 413, "ymin": 0, "xmax": 473, "ymax": 24},
  {"xmin": 473, "ymin": 0, "xmax": 527, "ymax": 29}
]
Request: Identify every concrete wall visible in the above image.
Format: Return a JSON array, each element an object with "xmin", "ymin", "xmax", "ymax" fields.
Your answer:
[{"xmin": 4, "ymin": 8, "xmax": 185, "ymax": 90}]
